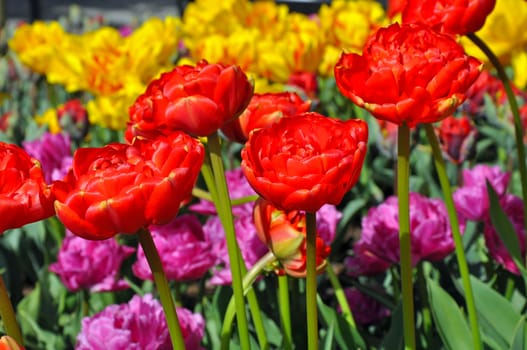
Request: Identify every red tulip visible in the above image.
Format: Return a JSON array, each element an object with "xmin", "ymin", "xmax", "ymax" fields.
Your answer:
[
  {"xmin": 287, "ymin": 71, "xmax": 319, "ymax": 99},
  {"xmin": 0, "ymin": 142, "xmax": 54, "ymax": 233},
  {"xmin": 126, "ymin": 60, "xmax": 254, "ymax": 140},
  {"xmin": 241, "ymin": 112, "xmax": 367, "ymax": 212},
  {"xmin": 253, "ymin": 198, "xmax": 330, "ymax": 278},
  {"xmin": 54, "ymin": 132, "xmax": 204, "ymax": 240},
  {"xmin": 221, "ymin": 92, "xmax": 311, "ymax": 143},
  {"xmin": 387, "ymin": 0, "xmax": 407, "ymax": 19},
  {"xmin": 402, "ymin": 0, "xmax": 496, "ymax": 36},
  {"xmin": 437, "ymin": 115, "xmax": 477, "ymax": 164},
  {"xmin": 334, "ymin": 23, "xmax": 482, "ymax": 127}
]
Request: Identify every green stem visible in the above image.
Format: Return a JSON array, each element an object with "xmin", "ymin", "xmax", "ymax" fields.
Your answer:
[
  {"xmin": 231, "ymin": 194, "xmax": 259, "ymax": 206},
  {"xmin": 192, "ymin": 187, "xmax": 258, "ymax": 207},
  {"xmin": 192, "ymin": 187, "xmax": 213, "ymax": 201},
  {"xmin": 200, "ymin": 148, "xmax": 268, "ymax": 350},
  {"xmin": 397, "ymin": 123, "xmax": 416, "ymax": 350},
  {"xmin": 325, "ymin": 264, "xmax": 357, "ymax": 330},
  {"xmin": 278, "ymin": 275, "xmax": 293, "ymax": 350},
  {"xmin": 467, "ymin": 32, "xmax": 527, "ymax": 244},
  {"xmin": 0, "ymin": 273, "xmax": 23, "ymax": 346},
  {"xmin": 416, "ymin": 263, "xmax": 432, "ymax": 346},
  {"xmin": 137, "ymin": 228, "xmax": 186, "ymax": 350},
  {"xmin": 306, "ymin": 212, "xmax": 319, "ymax": 350},
  {"xmin": 221, "ymin": 252, "xmax": 277, "ymax": 350},
  {"xmin": 81, "ymin": 289, "xmax": 90, "ymax": 317},
  {"xmin": 505, "ymin": 277, "xmax": 515, "ymax": 301},
  {"xmin": 208, "ymin": 132, "xmax": 251, "ymax": 350},
  {"xmin": 424, "ymin": 123, "xmax": 482, "ymax": 349}
]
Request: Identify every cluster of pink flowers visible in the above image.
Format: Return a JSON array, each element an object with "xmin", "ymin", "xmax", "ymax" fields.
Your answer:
[
  {"xmin": 454, "ymin": 164, "xmax": 511, "ymax": 221},
  {"xmin": 49, "ymin": 230, "xmax": 134, "ymax": 292},
  {"xmin": 132, "ymin": 214, "xmax": 216, "ymax": 282},
  {"xmin": 22, "ymin": 132, "xmax": 73, "ymax": 183},
  {"xmin": 76, "ymin": 294, "xmax": 205, "ymax": 350},
  {"xmin": 343, "ymin": 288, "xmax": 390, "ymax": 326},
  {"xmin": 347, "ymin": 192, "xmax": 461, "ymax": 276},
  {"xmin": 454, "ymin": 164, "xmax": 526, "ymax": 274}
]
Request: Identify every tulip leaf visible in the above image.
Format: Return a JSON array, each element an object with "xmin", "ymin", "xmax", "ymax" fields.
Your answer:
[
  {"xmin": 510, "ymin": 316, "xmax": 527, "ymax": 350},
  {"xmin": 322, "ymin": 319, "xmax": 336, "ymax": 350},
  {"xmin": 380, "ymin": 301, "xmax": 403, "ymax": 350},
  {"xmin": 468, "ymin": 276, "xmax": 522, "ymax": 349},
  {"xmin": 427, "ymin": 278, "xmax": 474, "ymax": 350},
  {"xmin": 316, "ymin": 294, "xmax": 366, "ymax": 350},
  {"xmin": 486, "ymin": 181, "xmax": 526, "ymax": 275}
]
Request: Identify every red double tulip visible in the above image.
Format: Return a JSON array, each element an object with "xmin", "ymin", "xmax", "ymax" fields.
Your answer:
[
  {"xmin": 0, "ymin": 142, "xmax": 54, "ymax": 233},
  {"xmin": 437, "ymin": 115, "xmax": 477, "ymax": 164},
  {"xmin": 241, "ymin": 112, "xmax": 368, "ymax": 212},
  {"xmin": 334, "ymin": 23, "xmax": 482, "ymax": 127},
  {"xmin": 54, "ymin": 132, "xmax": 204, "ymax": 240},
  {"xmin": 126, "ymin": 60, "xmax": 254, "ymax": 140},
  {"xmin": 221, "ymin": 91, "xmax": 311, "ymax": 143},
  {"xmin": 402, "ymin": 0, "xmax": 496, "ymax": 36},
  {"xmin": 253, "ymin": 198, "xmax": 330, "ymax": 278}
]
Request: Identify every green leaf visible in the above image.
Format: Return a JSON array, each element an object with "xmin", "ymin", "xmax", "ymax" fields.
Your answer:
[
  {"xmin": 380, "ymin": 301, "xmax": 403, "ymax": 350},
  {"xmin": 486, "ymin": 181, "xmax": 526, "ymax": 275},
  {"xmin": 511, "ymin": 316, "xmax": 527, "ymax": 350},
  {"xmin": 322, "ymin": 320, "xmax": 336, "ymax": 350},
  {"xmin": 469, "ymin": 276, "xmax": 521, "ymax": 349},
  {"xmin": 316, "ymin": 294, "xmax": 366, "ymax": 350},
  {"xmin": 427, "ymin": 278, "xmax": 474, "ymax": 350}
]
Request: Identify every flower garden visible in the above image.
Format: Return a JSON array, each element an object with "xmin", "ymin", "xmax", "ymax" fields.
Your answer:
[{"xmin": 1, "ymin": 0, "xmax": 527, "ymax": 349}]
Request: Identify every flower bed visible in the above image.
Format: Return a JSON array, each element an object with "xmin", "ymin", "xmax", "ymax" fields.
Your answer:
[{"xmin": 1, "ymin": 0, "xmax": 527, "ymax": 349}]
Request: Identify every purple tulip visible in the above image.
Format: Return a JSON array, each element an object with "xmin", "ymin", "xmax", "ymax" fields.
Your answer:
[
  {"xmin": 22, "ymin": 132, "xmax": 73, "ymax": 183},
  {"xmin": 454, "ymin": 164, "xmax": 511, "ymax": 221},
  {"xmin": 343, "ymin": 288, "xmax": 391, "ymax": 325},
  {"xmin": 483, "ymin": 194, "xmax": 526, "ymax": 275},
  {"xmin": 132, "ymin": 214, "xmax": 216, "ymax": 282},
  {"xmin": 76, "ymin": 294, "xmax": 205, "ymax": 350},
  {"xmin": 205, "ymin": 214, "xmax": 268, "ymax": 286},
  {"xmin": 49, "ymin": 231, "xmax": 134, "ymax": 292},
  {"xmin": 348, "ymin": 193, "xmax": 462, "ymax": 275}
]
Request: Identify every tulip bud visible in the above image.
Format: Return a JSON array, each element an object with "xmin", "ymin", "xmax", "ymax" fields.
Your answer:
[
  {"xmin": 57, "ymin": 99, "xmax": 89, "ymax": 143},
  {"xmin": 0, "ymin": 336, "xmax": 25, "ymax": 350},
  {"xmin": 437, "ymin": 115, "xmax": 477, "ymax": 164},
  {"xmin": 253, "ymin": 198, "xmax": 330, "ymax": 278}
]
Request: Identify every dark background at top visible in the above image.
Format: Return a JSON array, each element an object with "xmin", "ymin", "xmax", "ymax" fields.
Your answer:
[{"xmin": 5, "ymin": 0, "xmax": 388, "ymax": 25}]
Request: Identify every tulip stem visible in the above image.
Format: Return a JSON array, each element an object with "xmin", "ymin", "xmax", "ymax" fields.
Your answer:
[
  {"xmin": 192, "ymin": 187, "xmax": 258, "ymax": 207},
  {"xmin": 137, "ymin": 228, "xmax": 186, "ymax": 350},
  {"xmin": 278, "ymin": 275, "xmax": 293, "ymax": 350},
  {"xmin": 467, "ymin": 32, "xmax": 527, "ymax": 242},
  {"xmin": 325, "ymin": 264, "xmax": 357, "ymax": 330},
  {"xmin": 192, "ymin": 187, "xmax": 213, "ymax": 201},
  {"xmin": 0, "ymin": 273, "xmax": 23, "ymax": 346},
  {"xmin": 306, "ymin": 211, "xmax": 319, "ymax": 350},
  {"xmin": 397, "ymin": 123, "xmax": 416, "ymax": 350},
  {"xmin": 424, "ymin": 123, "xmax": 482, "ymax": 349},
  {"xmin": 201, "ymin": 144, "xmax": 268, "ymax": 350},
  {"xmin": 81, "ymin": 289, "xmax": 90, "ymax": 317},
  {"xmin": 221, "ymin": 252, "xmax": 277, "ymax": 350},
  {"xmin": 208, "ymin": 132, "xmax": 251, "ymax": 350}
]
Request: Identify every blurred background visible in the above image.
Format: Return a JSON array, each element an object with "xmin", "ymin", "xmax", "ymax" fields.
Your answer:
[{"xmin": 3, "ymin": 0, "xmax": 389, "ymax": 26}]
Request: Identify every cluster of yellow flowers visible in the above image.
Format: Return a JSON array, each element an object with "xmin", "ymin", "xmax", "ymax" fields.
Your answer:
[
  {"xmin": 8, "ymin": 0, "xmax": 527, "ymax": 131},
  {"xmin": 460, "ymin": 0, "xmax": 527, "ymax": 89},
  {"xmin": 9, "ymin": 17, "xmax": 181, "ymax": 129},
  {"xmin": 8, "ymin": 0, "xmax": 387, "ymax": 130},
  {"xmin": 181, "ymin": 0, "xmax": 386, "ymax": 81}
]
